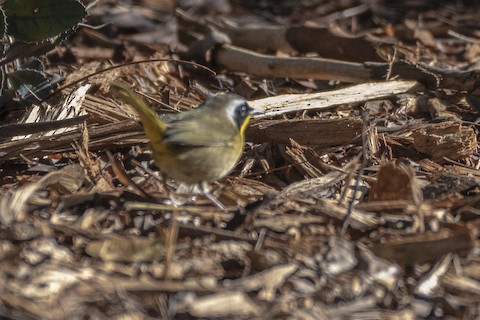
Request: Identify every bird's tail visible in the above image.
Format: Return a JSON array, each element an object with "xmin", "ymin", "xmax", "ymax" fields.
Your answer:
[{"xmin": 110, "ymin": 81, "xmax": 167, "ymax": 141}]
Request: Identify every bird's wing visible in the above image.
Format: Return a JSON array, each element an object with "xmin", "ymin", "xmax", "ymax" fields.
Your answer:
[{"xmin": 163, "ymin": 116, "xmax": 236, "ymax": 147}]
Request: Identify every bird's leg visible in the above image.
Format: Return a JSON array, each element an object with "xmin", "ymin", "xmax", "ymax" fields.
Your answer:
[
  {"xmin": 200, "ymin": 182, "xmax": 226, "ymax": 211},
  {"xmin": 204, "ymin": 189, "xmax": 226, "ymax": 210}
]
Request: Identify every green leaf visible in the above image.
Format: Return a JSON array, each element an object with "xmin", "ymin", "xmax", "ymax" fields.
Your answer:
[
  {"xmin": 7, "ymin": 69, "xmax": 54, "ymax": 102},
  {"xmin": 3, "ymin": 0, "xmax": 86, "ymax": 42},
  {"xmin": 0, "ymin": 39, "xmax": 58, "ymax": 65}
]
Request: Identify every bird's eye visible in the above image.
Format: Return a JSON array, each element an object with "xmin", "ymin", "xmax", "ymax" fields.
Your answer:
[
  {"xmin": 240, "ymin": 105, "xmax": 248, "ymax": 117},
  {"xmin": 239, "ymin": 103, "xmax": 250, "ymax": 117},
  {"xmin": 233, "ymin": 102, "xmax": 250, "ymax": 128}
]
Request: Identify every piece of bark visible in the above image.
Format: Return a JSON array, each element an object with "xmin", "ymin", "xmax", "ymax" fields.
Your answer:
[
  {"xmin": 410, "ymin": 121, "xmax": 477, "ymax": 163},
  {"xmin": 423, "ymin": 174, "xmax": 480, "ymax": 200},
  {"xmin": 372, "ymin": 224, "xmax": 476, "ymax": 265},
  {"xmin": 0, "ymin": 120, "xmax": 141, "ymax": 161},
  {"xmin": 247, "ymin": 117, "xmax": 362, "ymax": 146},
  {"xmin": 0, "ymin": 115, "xmax": 88, "ymax": 139},
  {"xmin": 249, "ymin": 80, "xmax": 422, "ymax": 118},
  {"xmin": 368, "ymin": 161, "xmax": 423, "ymax": 204}
]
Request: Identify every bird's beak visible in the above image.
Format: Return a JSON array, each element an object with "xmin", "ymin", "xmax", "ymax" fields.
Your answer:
[{"xmin": 248, "ymin": 105, "xmax": 264, "ymax": 117}]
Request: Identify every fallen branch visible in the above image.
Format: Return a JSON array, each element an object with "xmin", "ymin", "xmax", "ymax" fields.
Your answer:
[
  {"xmin": 214, "ymin": 44, "xmax": 480, "ymax": 91},
  {"xmin": 249, "ymin": 80, "xmax": 422, "ymax": 117}
]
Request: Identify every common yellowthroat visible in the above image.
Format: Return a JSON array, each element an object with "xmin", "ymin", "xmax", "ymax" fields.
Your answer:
[{"xmin": 110, "ymin": 82, "xmax": 258, "ymax": 201}]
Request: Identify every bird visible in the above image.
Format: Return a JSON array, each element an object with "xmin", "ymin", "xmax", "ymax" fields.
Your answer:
[{"xmin": 110, "ymin": 82, "xmax": 259, "ymax": 207}]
